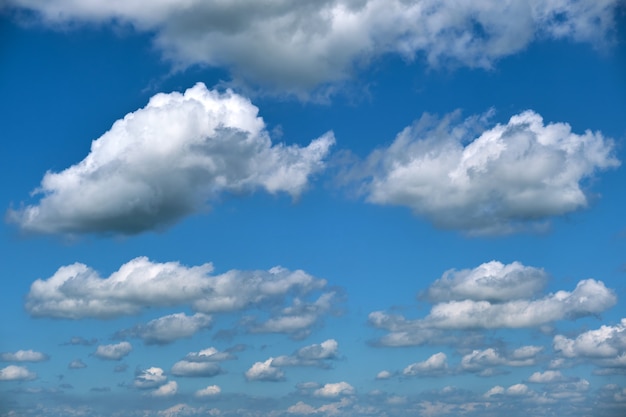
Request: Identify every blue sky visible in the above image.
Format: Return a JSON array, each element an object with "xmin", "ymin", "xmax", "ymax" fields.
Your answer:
[{"xmin": 1, "ymin": 1, "xmax": 626, "ymax": 416}]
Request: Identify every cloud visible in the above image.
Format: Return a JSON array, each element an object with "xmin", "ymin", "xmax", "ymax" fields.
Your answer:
[
  {"xmin": 117, "ymin": 312, "xmax": 213, "ymax": 345},
  {"xmin": 8, "ymin": 83, "xmax": 334, "ymax": 235},
  {"xmin": 313, "ymin": 381, "xmax": 355, "ymax": 397},
  {"xmin": 460, "ymin": 347, "xmax": 543, "ymax": 375},
  {"xmin": 528, "ymin": 370, "xmax": 567, "ymax": 383},
  {"xmin": 62, "ymin": 337, "xmax": 97, "ymax": 346},
  {"xmin": 25, "ymin": 258, "xmax": 331, "ymax": 335},
  {"xmin": 195, "ymin": 385, "xmax": 221, "ymax": 398},
  {"xmin": 0, "ymin": 365, "xmax": 37, "ymax": 381},
  {"xmin": 183, "ymin": 347, "xmax": 234, "ymax": 362},
  {"xmin": 93, "ymin": 342, "xmax": 132, "ymax": 361},
  {"xmin": 7, "ymin": 1, "xmax": 622, "ymax": 94},
  {"xmin": 375, "ymin": 370, "xmax": 392, "ymax": 380},
  {"xmin": 369, "ymin": 261, "xmax": 616, "ymax": 346},
  {"xmin": 68, "ymin": 359, "xmax": 87, "ymax": 369},
  {"xmin": 271, "ymin": 339, "xmax": 339, "ymax": 368},
  {"xmin": 170, "ymin": 361, "xmax": 221, "ymax": 378},
  {"xmin": 553, "ymin": 318, "xmax": 626, "ymax": 372},
  {"xmin": 0, "ymin": 350, "xmax": 49, "ymax": 362},
  {"xmin": 151, "ymin": 381, "xmax": 177, "ymax": 397},
  {"xmin": 134, "ymin": 367, "xmax": 167, "ymax": 389},
  {"xmin": 358, "ymin": 110, "xmax": 619, "ymax": 234},
  {"xmin": 244, "ymin": 358, "xmax": 285, "ymax": 382},
  {"xmin": 424, "ymin": 261, "xmax": 548, "ymax": 302},
  {"xmin": 403, "ymin": 352, "xmax": 449, "ymax": 376}
]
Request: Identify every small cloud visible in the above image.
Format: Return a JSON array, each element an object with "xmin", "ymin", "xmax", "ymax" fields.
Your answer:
[
  {"xmin": 245, "ymin": 358, "xmax": 285, "ymax": 382},
  {"xmin": 134, "ymin": 367, "xmax": 167, "ymax": 389},
  {"xmin": 0, "ymin": 365, "xmax": 37, "ymax": 381},
  {"xmin": 376, "ymin": 370, "xmax": 392, "ymax": 380},
  {"xmin": 152, "ymin": 381, "xmax": 177, "ymax": 397},
  {"xmin": 0, "ymin": 350, "xmax": 49, "ymax": 362},
  {"xmin": 313, "ymin": 382, "xmax": 355, "ymax": 398},
  {"xmin": 170, "ymin": 361, "xmax": 221, "ymax": 378},
  {"xmin": 68, "ymin": 359, "xmax": 87, "ymax": 369},
  {"xmin": 94, "ymin": 342, "xmax": 132, "ymax": 361},
  {"xmin": 195, "ymin": 385, "xmax": 221, "ymax": 398},
  {"xmin": 117, "ymin": 313, "xmax": 212, "ymax": 345}
]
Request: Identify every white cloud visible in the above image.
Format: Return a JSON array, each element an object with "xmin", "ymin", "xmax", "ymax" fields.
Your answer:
[
  {"xmin": 134, "ymin": 367, "xmax": 167, "ymax": 389},
  {"xmin": 7, "ymin": 1, "xmax": 622, "ymax": 94},
  {"xmin": 376, "ymin": 370, "xmax": 392, "ymax": 380},
  {"xmin": 272, "ymin": 339, "xmax": 339, "ymax": 368},
  {"xmin": 244, "ymin": 358, "xmax": 285, "ymax": 382},
  {"xmin": 25, "ymin": 257, "xmax": 330, "ymax": 332},
  {"xmin": 554, "ymin": 319, "xmax": 626, "ymax": 358},
  {"xmin": 8, "ymin": 83, "xmax": 334, "ymax": 235},
  {"xmin": 425, "ymin": 261, "xmax": 548, "ymax": 302},
  {"xmin": 460, "ymin": 347, "xmax": 542, "ymax": 374},
  {"xmin": 370, "ymin": 276, "xmax": 616, "ymax": 346},
  {"xmin": 403, "ymin": 352, "xmax": 448, "ymax": 376},
  {"xmin": 68, "ymin": 359, "xmax": 87, "ymax": 369},
  {"xmin": 313, "ymin": 381, "xmax": 355, "ymax": 397},
  {"xmin": 0, "ymin": 365, "xmax": 37, "ymax": 381},
  {"xmin": 0, "ymin": 350, "xmax": 49, "ymax": 362},
  {"xmin": 361, "ymin": 110, "xmax": 619, "ymax": 234},
  {"xmin": 171, "ymin": 361, "xmax": 221, "ymax": 378},
  {"xmin": 94, "ymin": 342, "xmax": 132, "ymax": 361},
  {"xmin": 184, "ymin": 347, "xmax": 234, "ymax": 362},
  {"xmin": 484, "ymin": 385, "xmax": 505, "ymax": 397},
  {"xmin": 195, "ymin": 385, "xmax": 221, "ymax": 397},
  {"xmin": 119, "ymin": 312, "xmax": 212, "ymax": 345},
  {"xmin": 506, "ymin": 384, "xmax": 530, "ymax": 396},
  {"xmin": 152, "ymin": 381, "xmax": 178, "ymax": 397},
  {"xmin": 528, "ymin": 370, "xmax": 566, "ymax": 383}
]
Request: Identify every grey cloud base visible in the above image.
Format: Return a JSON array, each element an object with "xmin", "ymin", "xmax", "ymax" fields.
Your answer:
[{"xmin": 8, "ymin": 83, "xmax": 334, "ymax": 235}]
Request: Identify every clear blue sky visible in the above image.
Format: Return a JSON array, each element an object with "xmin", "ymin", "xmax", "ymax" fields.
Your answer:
[{"xmin": 1, "ymin": 1, "xmax": 626, "ymax": 416}]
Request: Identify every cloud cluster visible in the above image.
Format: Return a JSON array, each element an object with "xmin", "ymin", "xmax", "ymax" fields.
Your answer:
[
  {"xmin": 7, "ymin": 1, "xmax": 622, "ymax": 94},
  {"xmin": 0, "ymin": 350, "xmax": 49, "ymax": 362},
  {"xmin": 370, "ymin": 261, "xmax": 616, "ymax": 346},
  {"xmin": 246, "ymin": 339, "xmax": 339, "ymax": 382},
  {"xmin": 553, "ymin": 318, "xmax": 626, "ymax": 373},
  {"xmin": 133, "ymin": 367, "xmax": 167, "ymax": 389},
  {"xmin": 117, "ymin": 312, "xmax": 213, "ymax": 345},
  {"xmin": 94, "ymin": 342, "xmax": 133, "ymax": 361},
  {"xmin": 8, "ymin": 83, "xmax": 334, "ymax": 235},
  {"xmin": 25, "ymin": 257, "xmax": 334, "ymax": 337},
  {"xmin": 360, "ymin": 110, "xmax": 618, "ymax": 234}
]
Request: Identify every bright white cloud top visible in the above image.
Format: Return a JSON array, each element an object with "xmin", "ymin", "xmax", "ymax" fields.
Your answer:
[
  {"xmin": 7, "ymin": 0, "xmax": 622, "ymax": 94},
  {"xmin": 361, "ymin": 110, "xmax": 619, "ymax": 234},
  {"xmin": 8, "ymin": 83, "xmax": 334, "ymax": 235}
]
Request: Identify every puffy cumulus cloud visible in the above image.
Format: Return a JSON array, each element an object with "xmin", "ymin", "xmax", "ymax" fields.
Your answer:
[
  {"xmin": 425, "ymin": 261, "xmax": 548, "ymax": 302},
  {"xmin": 244, "ymin": 358, "xmax": 285, "ymax": 382},
  {"xmin": 553, "ymin": 319, "xmax": 626, "ymax": 372},
  {"xmin": 134, "ymin": 367, "xmax": 167, "ymax": 389},
  {"xmin": 460, "ymin": 347, "xmax": 543, "ymax": 375},
  {"xmin": 272, "ymin": 339, "xmax": 339, "ymax": 368},
  {"xmin": 287, "ymin": 397, "xmax": 353, "ymax": 415},
  {"xmin": 247, "ymin": 292, "xmax": 339, "ymax": 339},
  {"xmin": 0, "ymin": 365, "xmax": 37, "ymax": 381},
  {"xmin": 25, "ymin": 258, "xmax": 331, "ymax": 336},
  {"xmin": 0, "ymin": 349, "xmax": 49, "ymax": 362},
  {"xmin": 151, "ymin": 381, "xmax": 178, "ymax": 397},
  {"xmin": 403, "ymin": 352, "xmax": 449, "ymax": 376},
  {"xmin": 528, "ymin": 370, "xmax": 567, "ymax": 383},
  {"xmin": 68, "ymin": 359, "xmax": 87, "ymax": 369},
  {"xmin": 8, "ymin": 83, "xmax": 334, "ymax": 235},
  {"xmin": 313, "ymin": 381, "xmax": 355, "ymax": 397},
  {"xmin": 375, "ymin": 370, "xmax": 393, "ymax": 380},
  {"xmin": 195, "ymin": 385, "xmax": 221, "ymax": 398},
  {"xmin": 94, "ymin": 342, "xmax": 132, "ymax": 361},
  {"xmin": 369, "ymin": 265, "xmax": 616, "ymax": 346},
  {"xmin": 117, "ymin": 312, "xmax": 213, "ymax": 345},
  {"xmin": 184, "ymin": 347, "xmax": 234, "ymax": 362},
  {"xmin": 7, "ymin": 1, "xmax": 623, "ymax": 95},
  {"xmin": 170, "ymin": 361, "xmax": 221, "ymax": 378},
  {"xmin": 361, "ymin": 110, "xmax": 618, "ymax": 234}
]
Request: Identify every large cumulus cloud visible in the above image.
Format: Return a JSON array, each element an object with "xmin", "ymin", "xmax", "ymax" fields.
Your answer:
[
  {"xmin": 360, "ymin": 110, "xmax": 618, "ymax": 234},
  {"xmin": 6, "ymin": 1, "xmax": 622, "ymax": 94},
  {"xmin": 8, "ymin": 83, "xmax": 334, "ymax": 235},
  {"xmin": 25, "ymin": 257, "xmax": 336, "ymax": 338},
  {"xmin": 369, "ymin": 261, "xmax": 617, "ymax": 347}
]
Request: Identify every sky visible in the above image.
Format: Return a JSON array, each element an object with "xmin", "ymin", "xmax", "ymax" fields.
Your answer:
[{"xmin": 1, "ymin": 1, "xmax": 626, "ymax": 416}]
